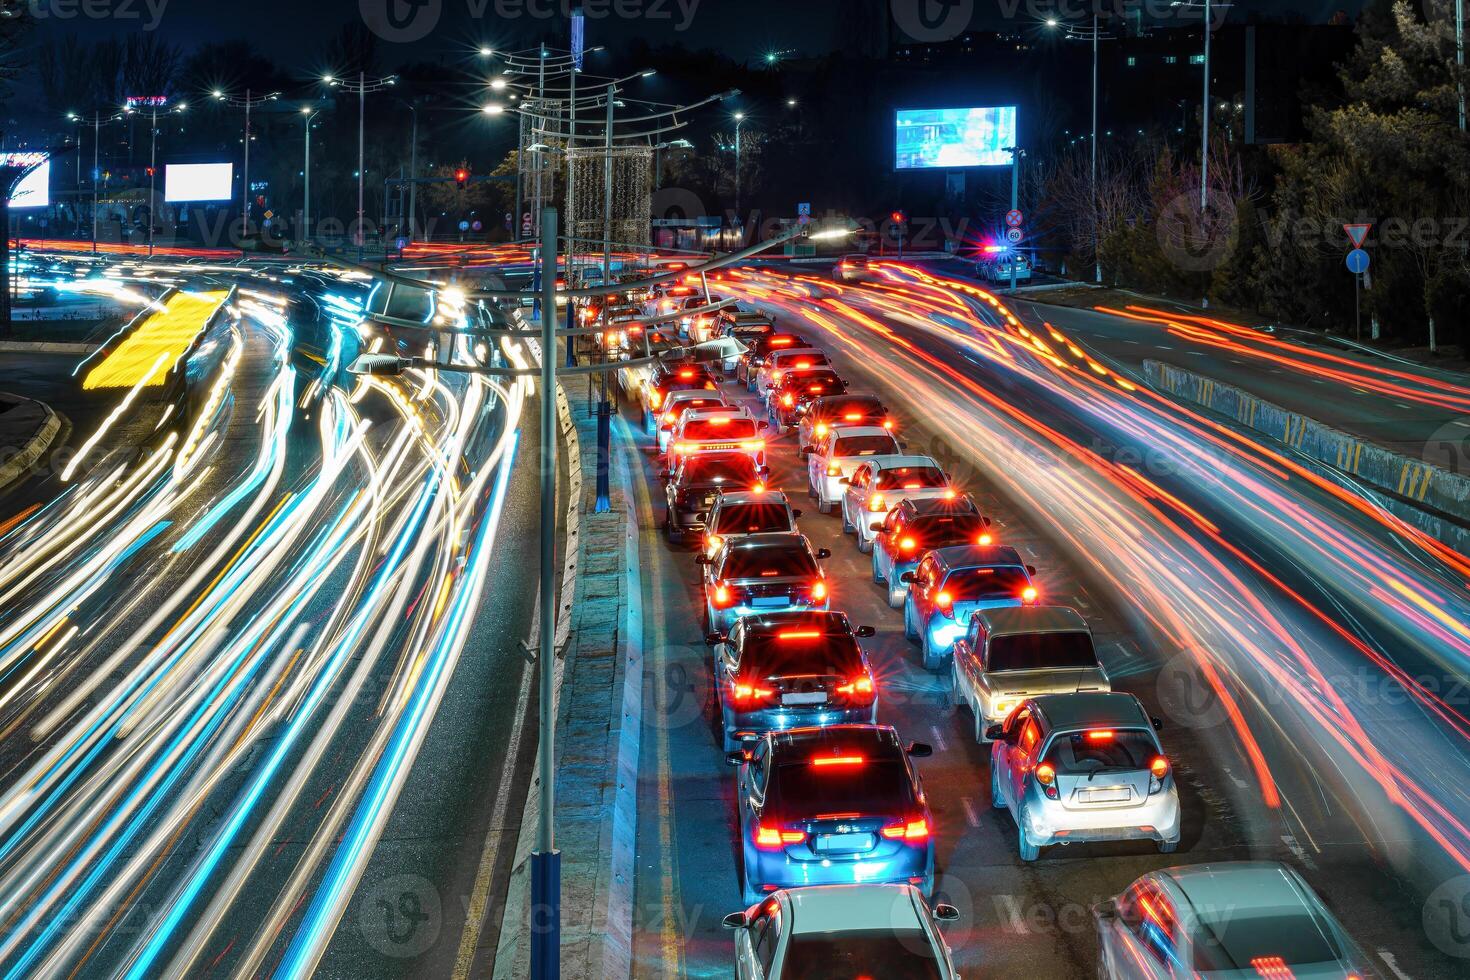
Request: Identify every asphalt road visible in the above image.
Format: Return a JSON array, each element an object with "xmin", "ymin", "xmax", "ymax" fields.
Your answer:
[{"xmin": 626, "ymin": 264, "xmax": 1470, "ymax": 978}]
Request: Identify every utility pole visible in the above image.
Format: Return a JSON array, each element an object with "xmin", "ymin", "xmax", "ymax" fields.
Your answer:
[
  {"xmin": 213, "ymin": 88, "xmax": 280, "ymax": 253},
  {"xmin": 1201, "ymin": 0, "xmax": 1212, "ymax": 212},
  {"xmin": 324, "ymin": 72, "xmax": 398, "ymax": 260},
  {"xmin": 91, "ymin": 112, "xmax": 100, "ymax": 253},
  {"xmin": 597, "ymin": 84, "xmax": 616, "ymax": 513},
  {"xmin": 1092, "ymin": 15, "xmax": 1100, "ymax": 282},
  {"xmin": 1458, "ymin": 0, "xmax": 1466, "ymax": 132},
  {"xmin": 1008, "ymin": 147, "xmax": 1023, "ymax": 291}
]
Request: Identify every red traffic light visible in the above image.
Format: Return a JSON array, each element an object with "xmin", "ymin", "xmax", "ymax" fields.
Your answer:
[
  {"xmin": 891, "ymin": 210, "xmax": 906, "ymax": 224},
  {"xmin": 454, "ymin": 168, "xmax": 470, "ymax": 189}
]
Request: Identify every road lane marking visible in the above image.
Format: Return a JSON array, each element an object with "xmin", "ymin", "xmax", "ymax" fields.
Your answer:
[
  {"xmin": 929, "ymin": 724, "xmax": 948, "ymax": 753},
  {"xmin": 1377, "ymin": 949, "xmax": 1412, "ymax": 980},
  {"xmin": 960, "ymin": 796, "xmax": 979, "ymax": 828}
]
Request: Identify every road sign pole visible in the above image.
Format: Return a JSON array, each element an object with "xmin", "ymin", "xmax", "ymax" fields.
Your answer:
[
  {"xmin": 1355, "ymin": 271, "xmax": 1361, "ymax": 342},
  {"xmin": 1010, "ymin": 150, "xmax": 1020, "ymax": 291}
]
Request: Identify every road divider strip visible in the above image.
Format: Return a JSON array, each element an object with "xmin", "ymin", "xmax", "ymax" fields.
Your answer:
[{"xmin": 0, "ymin": 393, "xmax": 60, "ymax": 492}]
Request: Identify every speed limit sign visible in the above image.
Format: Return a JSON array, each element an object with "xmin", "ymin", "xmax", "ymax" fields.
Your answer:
[{"xmin": 1005, "ymin": 227, "xmax": 1024, "ymax": 244}]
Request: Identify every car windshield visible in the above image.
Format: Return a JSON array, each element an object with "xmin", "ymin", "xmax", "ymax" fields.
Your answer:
[
  {"xmin": 770, "ymin": 757, "xmax": 913, "ymax": 815},
  {"xmin": 722, "ymin": 545, "xmax": 818, "ymax": 580},
  {"xmin": 987, "ymin": 632, "xmax": 1098, "ymax": 672},
  {"xmin": 941, "ymin": 566, "xmax": 1029, "ymax": 599},
  {"xmin": 781, "ymin": 930, "xmax": 942, "ymax": 979},
  {"xmin": 875, "ymin": 466, "xmax": 946, "ymax": 490},
  {"xmin": 908, "ymin": 515, "xmax": 986, "ymax": 547},
  {"xmin": 833, "ymin": 435, "xmax": 899, "ymax": 457},
  {"xmin": 1190, "ymin": 907, "xmax": 1346, "ymax": 972},
  {"xmin": 683, "ymin": 456, "xmax": 758, "ymax": 485},
  {"xmin": 714, "ymin": 503, "xmax": 794, "ymax": 534},
  {"xmin": 1042, "ymin": 730, "xmax": 1156, "ymax": 775},
  {"xmin": 741, "ymin": 633, "xmax": 864, "ymax": 678},
  {"xmin": 683, "ymin": 417, "xmax": 757, "ymax": 441}
]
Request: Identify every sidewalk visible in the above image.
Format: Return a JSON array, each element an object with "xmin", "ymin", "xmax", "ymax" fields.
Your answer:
[{"xmin": 0, "ymin": 392, "xmax": 60, "ymax": 491}]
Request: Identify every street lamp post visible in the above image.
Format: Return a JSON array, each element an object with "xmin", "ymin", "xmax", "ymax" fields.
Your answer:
[
  {"xmin": 325, "ymin": 72, "xmax": 398, "ymax": 261},
  {"xmin": 213, "ymin": 88, "xmax": 280, "ymax": 252},
  {"xmin": 144, "ymin": 101, "xmax": 186, "ymax": 255},
  {"xmin": 1458, "ymin": 0, "xmax": 1466, "ymax": 132},
  {"xmin": 1046, "ymin": 17, "xmax": 1108, "ymax": 282},
  {"xmin": 301, "ymin": 107, "xmax": 322, "ymax": 240},
  {"xmin": 733, "ymin": 111, "xmax": 746, "ymax": 226}
]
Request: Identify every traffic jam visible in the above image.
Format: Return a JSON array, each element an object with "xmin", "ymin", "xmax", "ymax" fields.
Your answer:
[{"xmin": 594, "ymin": 271, "xmax": 1375, "ymax": 978}]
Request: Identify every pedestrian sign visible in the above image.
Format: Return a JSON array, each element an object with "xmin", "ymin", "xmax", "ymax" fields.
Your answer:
[
  {"xmin": 797, "ymin": 202, "xmax": 811, "ymax": 226},
  {"xmin": 1343, "ymin": 223, "xmax": 1371, "ymax": 249}
]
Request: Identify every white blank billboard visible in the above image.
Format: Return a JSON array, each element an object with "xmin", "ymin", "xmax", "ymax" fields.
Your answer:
[
  {"xmin": 5, "ymin": 159, "xmax": 49, "ymax": 209},
  {"xmin": 165, "ymin": 163, "xmax": 233, "ymax": 202}
]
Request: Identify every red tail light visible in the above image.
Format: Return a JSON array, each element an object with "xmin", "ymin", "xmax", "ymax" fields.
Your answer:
[
  {"xmin": 733, "ymin": 681, "xmax": 775, "ymax": 703},
  {"xmin": 882, "ymin": 419, "xmax": 895, "ymax": 430},
  {"xmin": 976, "ymin": 532, "xmax": 993, "ymax": 546},
  {"xmin": 712, "ymin": 584, "xmax": 733, "ymax": 608},
  {"xmin": 814, "ymin": 423, "xmax": 829, "ymax": 437},
  {"xmin": 836, "ymin": 672, "xmax": 875, "ymax": 697},
  {"xmin": 934, "ymin": 590, "xmax": 953, "ymax": 612},
  {"xmin": 1021, "ymin": 585, "xmax": 1038, "ymax": 604},
  {"xmin": 843, "ymin": 412, "xmax": 862, "ymax": 421},
  {"xmin": 811, "ymin": 579, "xmax": 828, "ymax": 601},
  {"xmin": 781, "ymin": 394, "xmax": 795, "ymax": 407},
  {"xmin": 811, "ymin": 755, "xmax": 864, "ymax": 767},
  {"xmin": 1150, "ymin": 756, "xmax": 1170, "ymax": 780},
  {"xmin": 899, "ymin": 536, "xmax": 917, "ymax": 552},
  {"xmin": 1035, "ymin": 762, "xmax": 1060, "ymax": 799},
  {"xmin": 880, "ymin": 817, "xmax": 930, "ymax": 841},
  {"xmin": 754, "ymin": 823, "xmax": 805, "ymax": 850}
]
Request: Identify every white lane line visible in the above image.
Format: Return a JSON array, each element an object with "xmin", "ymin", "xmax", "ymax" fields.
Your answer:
[
  {"xmin": 930, "ymin": 724, "xmax": 948, "ymax": 754},
  {"xmin": 1377, "ymin": 949, "xmax": 1412, "ymax": 980},
  {"xmin": 1453, "ymin": 420, "xmax": 1470, "ymax": 428},
  {"xmin": 960, "ymin": 796, "xmax": 979, "ymax": 828}
]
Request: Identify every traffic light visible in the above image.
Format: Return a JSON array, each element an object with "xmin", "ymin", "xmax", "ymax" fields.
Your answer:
[
  {"xmin": 891, "ymin": 210, "xmax": 906, "ymax": 225},
  {"xmin": 454, "ymin": 168, "xmax": 470, "ymax": 190}
]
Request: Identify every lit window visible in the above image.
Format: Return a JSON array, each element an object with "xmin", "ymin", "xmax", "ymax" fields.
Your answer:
[
  {"xmin": 1190, "ymin": 54, "xmax": 1206, "ymax": 64},
  {"xmin": 1127, "ymin": 56, "xmax": 1137, "ymax": 67},
  {"xmin": 1164, "ymin": 55, "xmax": 1178, "ymax": 64}
]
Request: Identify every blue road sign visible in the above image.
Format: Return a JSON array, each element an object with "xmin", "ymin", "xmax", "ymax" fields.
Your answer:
[{"xmin": 1346, "ymin": 248, "xmax": 1370, "ymax": 274}]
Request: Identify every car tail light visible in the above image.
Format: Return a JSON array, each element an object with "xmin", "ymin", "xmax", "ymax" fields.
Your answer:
[
  {"xmin": 1250, "ymin": 958, "xmax": 1295, "ymax": 980},
  {"xmin": 843, "ymin": 412, "xmax": 862, "ymax": 421},
  {"xmin": 705, "ymin": 533, "xmax": 724, "ymax": 554},
  {"xmin": 663, "ymin": 410, "xmax": 678, "ymax": 423},
  {"xmin": 836, "ymin": 672, "xmax": 875, "ymax": 698},
  {"xmin": 814, "ymin": 423, "xmax": 829, "ymax": 437},
  {"xmin": 882, "ymin": 419, "xmax": 895, "ymax": 430},
  {"xmin": 1150, "ymin": 756, "xmax": 1170, "ymax": 794},
  {"xmin": 880, "ymin": 817, "xmax": 930, "ymax": 841},
  {"xmin": 943, "ymin": 488, "xmax": 958, "ymax": 500},
  {"xmin": 1021, "ymin": 586, "xmax": 1038, "ymax": 604},
  {"xmin": 811, "ymin": 755, "xmax": 864, "ymax": 767},
  {"xmin": 826, "ymin": 463, "xmax": 842, "ymax": 476},
  {"xmin": 781, "ymin": 394, "xmax": 795, "ymax": 407},
  {"xmin": 867, "ymin": 494, "xmax": 886, "ymax": 512},
  {"xmin": 1087, "ymin": 731, "xmax": 1114, "ymax": 741},
  {"xmin": 778, "ymin": 630, "xmax": 822, "ymax": 639},
  {"xmin": 733, "ymin": 681, "xmax": 775, "ymax": 703},
  {"xmin": 934, "ymin": 591, "xmax": 953, "ymax": 613},
  {"xmin": 672, "ymin": 442, "xmax": 692, "ymax": 454},
  {"xmin": 754, "ymin": 823, "xmax": 805, "ymax": 850},
  {"xmin": 772, "ymin": 338, "xmax": 793, "ymax": 346},
  {"xmin": 712, "ymin": 584, "xmax": 733, "ymax": 608},
  {"xmin": 752, "ymin": 482, "xmax": 766, "ymax": 494},
  {"xmin": 1035, "ymin": 762, "xmax": 1059, "ymax": 799},
  {"xmin": 900, "ymin": 536, "xmax": 917, "ymax": 552},
  {"xmin": 741, "ymin": 440, "xmax": 765, "ymax": 451},
  {"xmin": 811, "ymin": 579, "xmax": 828, "ymax": 601},
  {"xmin": 976, "ymin": 533, "xmax": 993, "ymax": 546}
]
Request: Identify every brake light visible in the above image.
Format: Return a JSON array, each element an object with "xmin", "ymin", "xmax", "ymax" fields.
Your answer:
[
  {"xmin": 712, "ymin": 584, "xmax": 733, "ymax": 608},
  {"xmin": 794, "ymin": 360, "xmax": 812, "ymax": 369},
  {"xmin": 740, "ymin": 440, "xmax": 765, "ymax": 451},
  {"xmin": 880, "ymin": 817, "xmax": 929, "ymax": 841},
  {"xmin": 781, "ymin": 394, "xmax": 795, "ymax": 407},
  {"xmin": 882, "ymin": 419, "xmax": 895, "ymax": 430},
  {"xmin": 812, "ymin": 755, "xmax": 864, "ymax": 767},
  {"xmin": 778, "ymin": 630, "xmax": 822, "ymax": 639},
  {"xmin": 1087, "ymin": 730, "xmax": 1115, "ymax": 741},
  {"xmin": 976, "ymin": 533, "xmax": 993, "ymax": 546},
  {"xmin": 733, "ymin": 682, "xmax": 775, "ymax": 702},
  {"xmin": 663, "ymin": 410, "xmax": 677, "ymax": 423},
  {"xmin": 827, "ymin": 463, "xmax": 842, "ymax": 476},
  {"xmin": 843, "ymin": 413, "xmax": 862, "ymax": 421},
  {"xmin": 836, "ymin": 672, "xmax": 875, "ymax": 696},
  {"xmin": 811, "ymin": 580, "xmax": 828, "ymax": 601},
  {"xmin": 752, "ymin": 482, "xmax": 766, "ymax": 494},
  {"xmin": 900, "ymin": 536, "xmax": 917, "ymax": 552},
  {"xmin": 1150, "ymin": 756, "xmax": 1170, "ymax": 779},
  {"xmin": 1021, "ymin": 586, "xmax": 1038, "ymax": 604},
  {"xmin": 772, "ymin": 370, "xmax": 784, "ymax": 383},
  {"xmin": 709, "ymin": 416, "xmax": 730, "ymax": 425},
  {"xmin": 678, "ymin": 369, "xmax": 695, "ymax": 379},
  {"xmin": 672, "ymin": 442, "xmax": 692, "ymax": 454},
  {"xmin": 1250, "ymin": 957, "xmax": 1295, "ymax": 980},
  {"xmin": 1035, "ymin": 762, "xmax": 1059, "ymax": 799},
  {"xmin": 943, "ymin": 488, "xmax": 957, "ymax": 500},
  {"xmin": 814, "ymin": 423, "xmax": 829, "ymax": 437},
  {"xmin": 934, "ymin": 591, "xmax": 953, "ymax": 612},
  {"xmin": 754, "ymin": 824, "xmax": 805, "ymax": 849},
  {"xmin": 867, "ymin": 494, "xmax": 886, "ymax": 512},
  {"xmin": 772, "ymin": 337, "xmax": 793, "ymax": 346},
  {"xmin": 705, "ymin": 533, "xmax": 724, "ymax": 554}
]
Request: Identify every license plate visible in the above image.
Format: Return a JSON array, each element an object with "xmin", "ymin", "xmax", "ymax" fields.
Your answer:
[
  {"xmin": 1079, "ymin": 788, "xmax": 1131, "ymax": 804},
  {"xmin": 751, "ymin": 596, "xmax": 789, "ymax": 607},
  {"xmin": 815, "ymin": 833, "xmax": 873, "ymax": 853},
  {"xmin": 782, "ymin": 691, "xmax": 827, "ymax": 706}
]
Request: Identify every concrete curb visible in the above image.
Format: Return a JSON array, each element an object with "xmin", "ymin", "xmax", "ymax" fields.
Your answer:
[
  {"xmin": 1143, "ymin": 359, "xmax": 1470, "ymax": 547},
  {"xmin": 0, "ymin": 341, "xmax": 100, "ymax": 354},
  {"xmin": 0, "ymin": 393, "xmax": 61, "ymax": 491}
]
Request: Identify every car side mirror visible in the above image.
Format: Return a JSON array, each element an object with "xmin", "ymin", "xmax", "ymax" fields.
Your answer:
[
  {"xmin": 899, "ymin": 572, "xmax": 915, "ymax": 584},
  {"xmin": 985, "ymin": 723, "xmax": 1007, "ymax": 741},
  {"xmin": 705, "ymin": 631, "xmax": 726, "ymax": 646},
  {"xmin": 695, "ymin": 555, "xmax": 712, "ymax": 565},
  {"xmin": 791, "ymin": 508, "xmax": 803, "ymax": 519},
  {"xmin": 1152, "ymin": 716, "xmax": 1164, "ymax": 731},
  {"xmin": 869, "ymin": 521, "xmax": 886, "ymax": 533},
  {"xmin": 855, "ymin": 625, "xmax": 876, "ymax": 638},
  {"xmin": 1025, "ymin": 564, "xmax": 1037, "ymax": 576},
  {"xmin": 722, "ymin": 911, "xmax": 748, "ymax": 930},
  {"xmin": 1093, "ymin": 899, "xmax": 1117, "ymax": 921},
  {"xmin": 934, "ymin": 904, "xmax": 960, "ymax": 923},
  {"xmin": 816, "ymin": 548, "xmax": 832, "ymax": 560},
  {"xmin": 906, "ymin": 741, "xmax": 933, "ymax": 758},
  {"xmin": 725, "ymin": 750, "xmax": 747, "ymax": 767}
]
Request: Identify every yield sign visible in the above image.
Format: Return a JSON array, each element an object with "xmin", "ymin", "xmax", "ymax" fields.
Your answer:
[{"xmin": 1343, "ymin": 223, "xmax": 1372, "ymax": 249}]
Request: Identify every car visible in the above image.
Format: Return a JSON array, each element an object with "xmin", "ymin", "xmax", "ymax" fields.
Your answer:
[
  {"xmin": 796, "ymin": 393, "xmax": 894, "ymax": 454},
  {"xmin": 724, "ymin": 884, "xmax": 961, "ymax": 979},
  {"xmin": 805, "ymin": 425, "xmax": 902, "ymax": 515},
  {"xmin": 738, "ymin": 332, "xmax": 810, "ymax": 389},
  {"xmin": 648, "ymin": 282, "xmax": 698, "ymax": 318},
  {"xmin": 717, "ymin": 306, "xmax": 775, "ymax": 336},
  {"xmin": 643, "ymin": 361, "xmax": 719, "ymax": 431},
  {"xmin": 699, "ymin": 532, "xmax": 831, "ymax": 634},
  {"xmin": 679, "ymin": 293, "xmax": 724, "ymax": 339},
  {"xmin": 756, "ymin": 348, "xmax": 831, "ymax": 405},
  {"xmin": 769, "ymin": 369, "xmax": 848, "ymax": 430},
  {"xmin": 871, "ymin": 496, "xmax": 992, "ymax": 608},
  {"xmin": 952, "ymin": 605, "xmax": 1111, "ymax": 743},
  {"xmin": 655, "ymin": 390, "xmax": 735, "ymax": 455},
  {"xmin": 727, "ymin": 724, "xmax": 935, "ymax": 905},
  {"xmin": 988, "ymin": 692, "xmax": 1180, "ymax": 861},
  {"xmin": 832, "ymin": 254, "xmax": 874, "ymax": 283},
  {"xmin": 719, "ymin": 322, "xmax": 778, "ymax": 373},
  {"xmin": 702, "ymin": 489, "xmax": 802, "ymax": 558},
  {"xmin": 1094, "ymin": 862, "xmax": 1372, "ymax": 980},
  {"xmin": 900, "ymin": 544, "xmax": 1039, "ymax": 670},
  {"xmin": 840, "ymin": 456, "xmax": 953, "ymax": 554},
  {"xmin": 978, "ymin": 250, "xmax": 1032, "ymax": 283},
  {"xmin": 665, "ymin": 452, "xmax": 769, "ymax": 544},
  {"xmin": 670, "ymin": 408, "xmax": 768, "ymax": 467},
  {"xmin": 709, "ymin": 611, "xmax": 879, "ymax": 752}
]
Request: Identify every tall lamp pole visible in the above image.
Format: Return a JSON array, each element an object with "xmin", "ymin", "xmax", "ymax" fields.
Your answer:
[
  {"xmin": 301, "ymin": 106, "xmax": 322, "ymax": 240},
  {"xmin": 733, "ymin": 111, "xmax": 746, "ymax": 225},
  {"xmin": 325, "ymin": 72, "xmax": 398, "ymax": 261},
  {"xmin": 213, "ymin": 88, "xmax": 280, "ymax": 252},
  {"xmin": 1046, "ymin": 17, "xmax": 1111, "ymax": 282}
]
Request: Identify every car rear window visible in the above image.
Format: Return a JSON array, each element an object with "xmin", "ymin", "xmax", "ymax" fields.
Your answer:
[
  {"xmin": 1042, "ymin": 730, "xmax": 1156, "ymax": 776},
  {"xmin": 833, "ymin": 435, "xmax": 899, "ymax": 457},
  {"xmin": 741, "ymin": 633, "xmax": 864, "ymax": 678},
  {"xmin": 782, "ymin": 931, "xmax": 941, "ymax": 979},
  {"xmin": 773, "ymin": 352, "xmax": 828, "ymax": 369},
  {"xmin": 941, "ymin": 566, "xmax": 1029, "ymax": 599},
  {"xmin": 683, "ymin": 456, "xmax": 758, "ymax": 485},
  {"xmin": 722, "ymin": 544, "xmax": 818, "ymax": 580},
  {"xmin": 763, "ymin": 335, "xmax": 807, "ymax": 352},
  {"xmin": 667, "ymin": 397, "xmax": 727, "ymax": 418},
  {"xmin": 908, "ymin": 515, "xmax": 986, "ymax": 547},
  {"xmin": 683, "ymin": 417, "xmax": 757, "ymax": 441},
  {"xmin": 987, "ymin": 632, "xmax": 1098, "ymax": 672},
  {"xmin": 819, "ymin": 397, "xmax": 884, "ymax": 421},
  {"xmin": 769, "ymin": 758, "xmax": 913, "ymax": 814},
  {"xmin": 795, "ymin": 373, "xmax": 843, "ymax": 393},
  {"xmin": 1191, "ymin": 910, "xmax": 1345, "ymax": 972},
  {"xmin": 714, "ymin": 503, "xmax": 794, "ymax": 534},
  {"xmin": 874, "ymin": 466, "xmax": 946, "ymax": 490}
]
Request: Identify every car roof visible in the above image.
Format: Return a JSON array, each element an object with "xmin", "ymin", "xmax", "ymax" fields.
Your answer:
[
  {"xmin": 664, "ymin": 390, "xmax": 729, "ymax": 407},
  {"xmin": 929, "ymin": 544, "xmax": 1024, "ymax": 571},
  {"xmin": 827, "ymin": 425, "xmax": 893, "ymax": 441},
  {"xmin": 898, "ymin": 496, "xmax": 980, "ymax": 518},
  {"xmin": 725, "ymin": 531, "xmax": 812, "ymax": 553},
  {"xmin": 810, "ymin": 393, "xmax": 884, "ymax": 411},
  {"xmin": 1030, "ymin": 692, "xmax": 1148, "ymax": 732},
  {"xmin": 715, "ymin": 489, "xmax": 790, "ymax": 507},
  {"xmin": 972, "ymin": 605, "xmax": 1089, "ymax": 637},
  {"xmin": 770, "ymin": 347, "xmax": 826, "ymax": 360},
  {"xmin": 1157, "ymin": 865, "xmax": 1337, "ymax": 945},
  {"xmin": 741, "ymin": 610, "xmax": 853, "ymax": 637},
  {"xmin": 785, "ymin": 884, "xmax": 926, "ymax": 935},
  {"xmin": 861, "ymin": 454, "xmax": 939, "ymax": 471},
  {"xmin": 681, "ymin": 406, "xmax": 750, "ymax": 422},
  {"xmin": 770, "ymin": 723, "xmax": 904, "ymax": 761}
]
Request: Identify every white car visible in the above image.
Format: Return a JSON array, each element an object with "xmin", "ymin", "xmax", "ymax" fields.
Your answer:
[
  {"xmin": 839, "ymin": 455, "xmax": 953, "ymax": 554},
  {"xmin": 952, "ymin": 605, "xmax": 1111, "ymax": 743},
  {"xmin": 1095, "ymin": 862, "xmax": 1372, "ymax": 980},
  {"xmin": 655, "ymin": 390, "xmax": 734, "ymax": 455},
  {"xmin": 725, "ymin": 884, "xmax": 960, "ymax": 979},
  {"xmin": 755, "ymin": 348, "xmax": 830, "ymax": 406},
  {"xmin": 805, "ymin": 425, "xmax": 901, "ymax": 515},
  {"xmin": 989, "ymin": 692, "xmax": 1180, "ymax": 861},
  {"xmin": 669, "ymin": 407, "xmax": 768, "ymax": 468}
]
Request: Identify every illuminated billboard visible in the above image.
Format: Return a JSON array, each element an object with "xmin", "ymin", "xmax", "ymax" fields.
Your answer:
[
  {"xmin": 165, "ymin": 162, "xmax": 234, "ymax": 202},
  {"xmin": 2, "ymin": 155, "xmax": 50, "ymax": 209},
  {"xmin": 895, "ymin": 106, "xmax": 1018, "ymax": 170}
]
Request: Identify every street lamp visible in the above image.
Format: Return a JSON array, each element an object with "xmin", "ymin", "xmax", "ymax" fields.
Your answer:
[
  {"xmin": 1045, "ymin": 16, "xmax": 1112, "ymax": 283},
  {"xmin": 1170, "ymin": 0, "xmax": 1232, "ymax": 211},
  {"xmin": 325, "ymin": 71, "xmax": 398, "ymax": 260},
  {"xmin": 301, "ymin": 106, "xmax": 323, "ymax": 240},
  {"xmin": 732, "ymin": 111, "xmax": 747, "ymax": 219},
  {"xmin": 143, "ymin": 100, "xmax": 187, "ymax": 255},
  {"xmin": 213, "ymin": 87, "xmax": 281, "ymax": 252}
]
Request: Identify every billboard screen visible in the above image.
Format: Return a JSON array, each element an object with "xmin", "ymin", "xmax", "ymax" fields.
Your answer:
[
  {"xmin": 895, "ymin": 106, "xmax": 1018, "ymax": 170},
  {"xmin": 165, "ymin": 162, "xmax": 233, "ymax": 202},
  {"xmin": 6, "ymin": 159, "xmax": 50, "ymax": 209}
]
